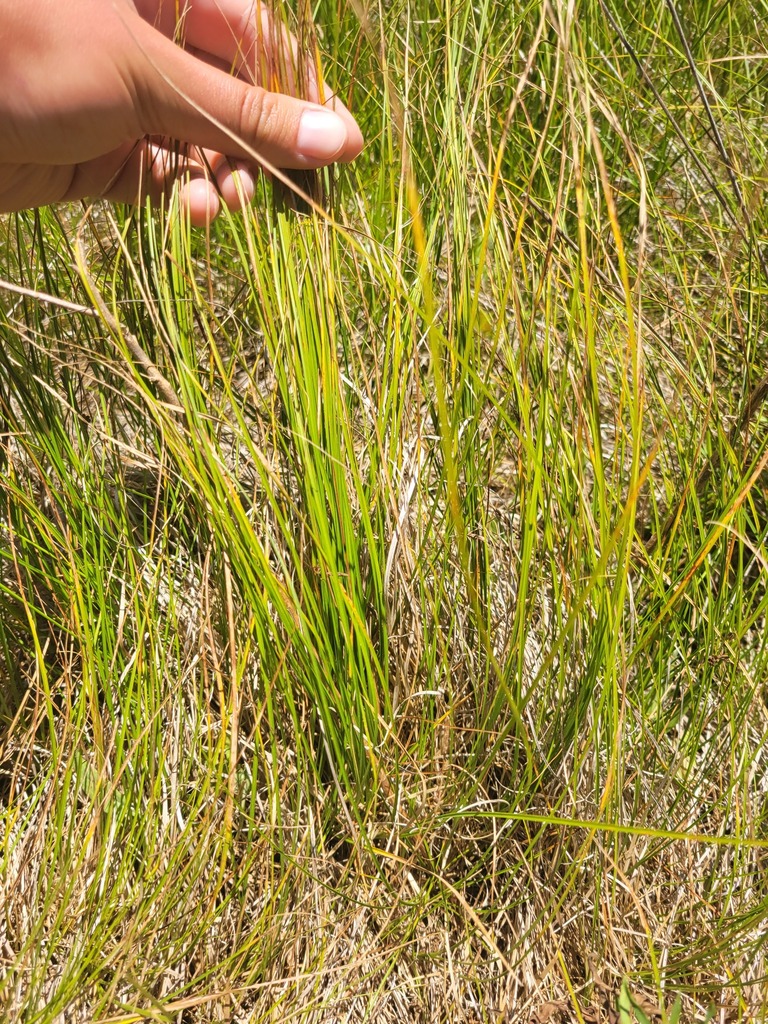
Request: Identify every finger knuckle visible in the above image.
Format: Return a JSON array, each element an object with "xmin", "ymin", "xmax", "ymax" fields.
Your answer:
[{"xmin": 237, "ymin": 87, "xmax": 281, "ymax": 149}]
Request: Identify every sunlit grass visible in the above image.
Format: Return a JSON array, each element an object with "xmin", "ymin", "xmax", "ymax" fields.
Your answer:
[{"xmin": 2, "ymin": 0, "xmax": 768, "ymax": 1020}]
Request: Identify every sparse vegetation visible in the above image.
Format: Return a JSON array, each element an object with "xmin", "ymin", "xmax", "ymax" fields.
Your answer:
[{"xmin": 2, "ymin": 0, "xmax": 768, "ymax": 1020}]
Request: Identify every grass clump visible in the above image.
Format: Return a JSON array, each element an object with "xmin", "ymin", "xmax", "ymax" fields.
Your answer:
[{"xmin": 2, "ymin": 0, "xmax": 768, "ymax": 1020}]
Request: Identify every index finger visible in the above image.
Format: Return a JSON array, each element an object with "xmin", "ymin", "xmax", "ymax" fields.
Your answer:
[{"xmin": 136, "ymin": 0, "xmax": 357, "ymax": 125}]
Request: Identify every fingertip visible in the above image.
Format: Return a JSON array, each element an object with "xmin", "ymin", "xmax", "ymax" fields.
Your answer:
[
  {"xmin": 342, "ymin": 119, "xmax": 365, "ymax": 163},
  {"xmin": 296, "ymin": 107, "xmax": 363, "ymax": 165},
  {"xmin": 217, "ymin": 161, "xmax": 256, "ymax": 211},
  {"xmin": 180, "ymin": 176, "xmax": 221, "ymax": 226},
  {"xmin": 323, "ymin": 97, "xmax": 365, "ymax": 162},
  {"xmin": 295, "ymin": 108, "xmax": 345, "ymax": 162},
  {"xmin": 319, "ymin": 92, "xmax": 364, "ymax": 161}
]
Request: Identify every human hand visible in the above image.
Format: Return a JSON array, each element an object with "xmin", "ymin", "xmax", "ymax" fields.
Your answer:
[{"xmin": 0, "ymin": 0, "xmax": 364, "ymax": 224}]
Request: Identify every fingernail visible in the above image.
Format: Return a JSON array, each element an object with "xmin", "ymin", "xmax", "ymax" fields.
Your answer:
[{"xmin": 297, "ymin": 108, "xmax": 348, "ymax": 161}]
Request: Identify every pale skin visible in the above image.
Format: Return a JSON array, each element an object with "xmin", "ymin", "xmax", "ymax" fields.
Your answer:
[{"xmin": 0, "ymin": 0, "xmax": 364, "ymax": 224}]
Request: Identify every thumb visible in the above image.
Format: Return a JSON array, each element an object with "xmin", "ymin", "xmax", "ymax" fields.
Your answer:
[{"xmin": 130, "ymin": 22, "xmax": 364, "ymax": 170}]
